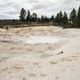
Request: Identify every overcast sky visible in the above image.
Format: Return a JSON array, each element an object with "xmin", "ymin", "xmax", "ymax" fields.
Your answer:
[{"xmin": 0, "ymin": 0, "xmax": 80, "ymax": 19}]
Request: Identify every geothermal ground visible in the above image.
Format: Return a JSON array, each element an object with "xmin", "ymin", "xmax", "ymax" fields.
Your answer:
[{"xmin": 0, "ymin": 26, "xmax": 80, "ymax": 80}]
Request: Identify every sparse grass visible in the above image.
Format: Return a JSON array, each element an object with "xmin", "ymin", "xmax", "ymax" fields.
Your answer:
[
  {"xmin": 71, "ymin": 56, "xmax": 78, "ymax": 58},
  {"xmin": 62, "ymin": 25, "xmax": 80, "ymax": 29},
  {"xmin": 55, "ymin": 76, "xmax": 59, "ymax": 79},
  {"xmin": 23, "ymin": 78, "xmax": 27, "ymax": 80},
  {"xmin": 40, "ymin": 74, "xmax": 46, "ymax": 77},
  {"xmin": 49, "ymin": 61, "xmax": 57, "ymax": 65},
  {"xmin": 2, "ymin": 67, "xmax": 8, "ymax": 71},
  {"xmin": 29, "ymin": 73, "xmax": 36, "ymax": 77},
  {"xmin": 38, "ymin": 66, "xmax": 42, "ymax": 68},
  {"xmin": 0, "ymin": 22, "xmax": 54, "ymax": 29},
  {"xmin": 12, "ymin": 66, "xmax": 23, "ymax": 70},
  {"xmin": 63, "ymin": 69, "xmax": 66, "ymax": 71},
  {"xmin": 33, "ymin": 62, "xmax": 39, "ymax": 65},
  {"xmin": 28, "ymin": 23, "xmax": 54, "ymax": 26},
  {"xmin": 67, "ymin": 59, "xmax": 72, "ymax": 61},
  {"xmin": 62, "ymin": 26, "xmax": 71, "ymax": 29},
  {"xmin": 60, "ymin": 58, "xmax": 65, "ymax": 61}
]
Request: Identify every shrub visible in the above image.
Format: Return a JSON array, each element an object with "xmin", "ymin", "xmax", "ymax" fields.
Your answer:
[{"xmin": 61, "ymin": 51, "xmax": 63, "ymax": 53}]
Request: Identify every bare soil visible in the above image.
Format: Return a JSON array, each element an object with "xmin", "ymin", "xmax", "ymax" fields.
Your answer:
[{"xmin": 0, "ymin": 26, "xmax": 80, "ymax": 80}]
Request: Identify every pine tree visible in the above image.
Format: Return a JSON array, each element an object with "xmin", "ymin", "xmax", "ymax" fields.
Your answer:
[
  {"xmin": 55, "ymin": 13, "xmax": 60, "ymax": 24},
  {"xmin": 59, "ymin": 11, "xmax": 63, "ymax": 24},
  {"xmin": 54, "ymin": 11, "xmax": 63, "ymax": 25},
  {"xmin": 77, "ymin": 6, "xmax": 80, "ymax": 27},
  {"xmin": 45, "ymin": 16, "xmax": 49, "ymax": 22},
  {"xmin": 41, "ymin": 15, "xmax": 45, "ymax": 22},
  {"xmin": 26, "ymin": 10, "xmax": 31, "ymax": 22},
  {"xmin": 69, "ymin": 8, "xmax": 76, "ymax": 26},
  {"xmin": 62, "ymin": 12, "xmax": 68, "ymax": 25},
  {"xmin": 12, "ymin": 19, "xmax": 15, "ymax": 22},
  {"xmin": 19, "ymin": 8, "xmax": 26, "ymax": 22},
  {"xmin": 31, "ymin": 12, "xmax": 37, "ymax": 22},
  {"xmin": 50, "ymin": 15, "xmax": 54, "ymax": 22}
]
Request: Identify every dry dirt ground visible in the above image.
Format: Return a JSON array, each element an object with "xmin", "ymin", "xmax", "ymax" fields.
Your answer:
[{"xmin": 0, "ymin": 26, "xmax": 80, "ymax": 80}]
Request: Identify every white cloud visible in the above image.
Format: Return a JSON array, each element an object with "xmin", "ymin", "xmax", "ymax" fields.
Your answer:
[{"xmin": 0, "ymin": 0, "xmax": 80, "ymax": 19}]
